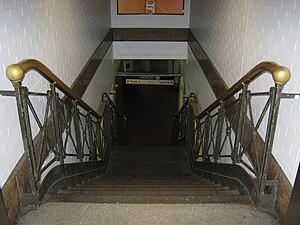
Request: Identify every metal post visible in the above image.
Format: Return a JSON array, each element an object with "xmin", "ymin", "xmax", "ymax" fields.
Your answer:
[
  {"xmin": 95, "ymin": 117, "xmax": 102, "ymax": 159},
  {"xmin": 258, "ymin": 85, "xmax": 283, "ymax": 194},
  {"xmin": 87, "ymin": 112, "xmax": 96, "ymax": 161},
  {"xmin": 14, "ymin": 85, "xmax": 38, "ymax": 192},
  {"xmin": 72, "ymin": 101, "xmax": 83, "ymax": 161},
  {"xmin": 232, "ymin": 84, "xmax": 248, "ymax": 164},
  {"xmin": 214, "ymin": 103, "xmax": 225, "ymax": 162},
  {"xmin": 203, "ymin": 113, "xmax": 211, "ymax": 161},
  {"xmin": 186, "ymin": 106, "xmax": 194, "ymax": 160},
  {"xmin": 102, "ymin": 105, "xmax": 111, "ymax": 158},
  {"xmin": 50, "ymin": 83, "xmax": 64, "ymax": 164}
]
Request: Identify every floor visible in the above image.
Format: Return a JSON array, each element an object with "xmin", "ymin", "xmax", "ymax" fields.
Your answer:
[{"xmin": 17, "ymin": 203, "xmax": 279, "ymax": 225}]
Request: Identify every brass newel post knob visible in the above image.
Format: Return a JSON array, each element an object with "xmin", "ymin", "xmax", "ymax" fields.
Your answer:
[
  {"xmin": 6, "ymin": 64, "xmax": 25, "ymax": 86},
  {"xmin": 272, "ymin": 66, "xmax": 291, "ymax": 85}
]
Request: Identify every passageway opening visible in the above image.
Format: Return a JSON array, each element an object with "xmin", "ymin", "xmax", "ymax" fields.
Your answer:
[{"xmin": 115, "ymin": 60, "xmax": 182, "ymax": 146}]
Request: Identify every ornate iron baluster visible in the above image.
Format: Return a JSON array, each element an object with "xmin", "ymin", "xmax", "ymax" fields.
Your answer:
[
  {"xmin": 203, "ymin": 113, "xmax": 211, "ymax": 161},
  {"xmin": 87, "ymin": 112, "xmax": 96, "ymax": 161},
  {"xmin": 5, "ymin": 66, "xmax": 38, "ymax": 192},
  {"xmin": 186, "ymin": 104, "xmax": 195, "ymax": 161},
  {"xmin": 258, "ymin": 85, "xmax": 283, "ymax": 195},
  {"xmin": 214, "ymin": 102, "xmax": 225, "ymax": 162},
  {"xmin": 50, "ymin": 83, "xmax": 64, "ymax": 164},
  {"xmin": 232, "ymin": 84, "xmax": 248, "ymax": 164},
  {"xmin": 72, "ymin": 100, "xmax": 83, "ymax": 161},
  {"xmin": 18, "ymin": 87, "xmax": 38, "ymax": 192}
]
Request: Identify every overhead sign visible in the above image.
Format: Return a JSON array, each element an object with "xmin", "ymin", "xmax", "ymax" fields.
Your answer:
[{"xmin": 126, "ymin": 79, "xmax": 174, "ymax": 86}]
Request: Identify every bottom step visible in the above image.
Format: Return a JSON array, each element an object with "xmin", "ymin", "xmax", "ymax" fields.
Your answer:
[{"xmin": 45, "ymin": 194, "xmax": 253, "ymax": 204}]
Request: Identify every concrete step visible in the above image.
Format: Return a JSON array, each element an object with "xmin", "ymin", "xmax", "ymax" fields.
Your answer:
[
  {"xmin": 46, "ymin": 194, "xmax": 252, "ymax": 204},
  {"xmin": 110, "ymin": 151, "xmax": 188, "ymax": 163},
  {"xmin": 44, "ymin": 144, "xmax": 253, "ymax": 206},
  {"xmin": 107, "ymin": 162, "xmax": 191, "ymax": 175},
  {"xmin": 68, "ymin": 186, "xmax": 229, "ymax": 192},
  {"xmin": 57, "ymin": 189, "xmax": 239, "ymax": 196},
  {"xmin": 110, "ymin": 146, "xmax": 188, "ymax": 162},
  {"xmin": 93, "ymin": 175, "xmax": 207, "ymax": 181},
  {"xmin": 84, "ymin": 176, "xmax": 213, "ymax": 184}
]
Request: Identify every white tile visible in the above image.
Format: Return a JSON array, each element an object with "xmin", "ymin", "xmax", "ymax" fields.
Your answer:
[
  {"xmin": 0, "ymin": 9, "xmax": 11, "ymax": 23},
  {"xmin": 282, "ymin": 0, "xmax": 297, "ymax": 11},
  {"xmin": 0, "ymin": 22, "xmax": 6, "ymax": 37},
  {"xmin": 278, "ymin": 19, "xmax": 292, "ymax": 33},
  {"xmin": 2, "ymin": 0, "xmax": 16, "ymax": 9},
  {"xmin": 291, "ymin": 25, "xmax": 300, "ymax": 39},
  {"xmin": 275, "ymin": 7, "xmax": 287, "ymax": 20},
  {"xmin": 5, "ymin": 19, "xmax": 19, "ymax": 34},
  {"xmin": 283, "ymin": 35, "xmax": 297, "ymax": 50},
  {"xmin": 286, "ymin": 10, "xmax": 300, "ymax": 25},
  {"xmin": 10, "ymin": 6, "xmax": 23, "ymax": 19}
]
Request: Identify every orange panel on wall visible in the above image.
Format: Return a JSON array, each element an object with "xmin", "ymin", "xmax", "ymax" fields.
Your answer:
[
  {"xmin": 118, "ymin": 0, "xmax": 184, "ymax": 15},
  {"xmin": 118, "ymin": 0, "xmax": 146, "ymax": 14},
  {"xmin": 156, "ymin": 0, "xmax": 184, "ymax": 14}
]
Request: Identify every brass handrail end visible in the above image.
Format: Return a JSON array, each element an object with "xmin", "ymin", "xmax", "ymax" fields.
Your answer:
[
  {"xmin": 272, "ymin": 66, "xmax": 291, "ymax": 85},
  {"xmin": 6, "ymin": 64, "xmax": 25, "ymax": 85}
]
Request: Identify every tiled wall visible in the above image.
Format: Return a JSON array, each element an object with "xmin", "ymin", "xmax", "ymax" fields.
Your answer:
[
  {"xmin": 0, "ymin": 0, "xmax": 111, "ymax": 187},
  {"xmin": 190, "ymin": 0, "xmax": 300, "ymax": 185},
  {"xmin": 111, "ymin": 0, "xmax": 190, "ymax": 28}
]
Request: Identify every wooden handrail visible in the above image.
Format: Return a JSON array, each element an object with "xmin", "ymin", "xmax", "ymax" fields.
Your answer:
[
  {"xmin": 6, "ymin": 59, "xmax": 101, "ymax": 118},
  {"xmin": 195, "ymin": 61, "xmax": 291, "ymax": 119}
]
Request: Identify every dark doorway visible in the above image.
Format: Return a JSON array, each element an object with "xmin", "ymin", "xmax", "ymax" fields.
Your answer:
[{"xmin": 115, "ymin": 60, "xmax": 179, "ymax": 146}]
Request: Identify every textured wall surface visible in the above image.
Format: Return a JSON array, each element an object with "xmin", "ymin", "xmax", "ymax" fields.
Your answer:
[
  {"xmin": 190, "ymin": 0, "xmax": 300, "ymax": 185},
  {"xmin": 111, "ymin": 0, "xmax": 190, "ymax": 28},
  {"xmin": 0, "ymin": 0, "xmax": 111, "ymax": 187}
]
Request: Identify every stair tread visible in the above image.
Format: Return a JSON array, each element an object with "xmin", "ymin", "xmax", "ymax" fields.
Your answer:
[
  {"xmin": 58, "ymin": 189, "xmax": 239, "ymax": 196},
  {"xmin": 85, "ymin": 178, "xmax": 214, "ymax": 183},
  {"xmin": 43, "ymin": 145, "xmax": 253, "ymax": 205},
  {"xmin": 46, "ymin": 194, "xmax": 252, "ymax": 204},
  {"xmin": 68, "ymin": 186, "xmax": 229, "ymax": 191}
]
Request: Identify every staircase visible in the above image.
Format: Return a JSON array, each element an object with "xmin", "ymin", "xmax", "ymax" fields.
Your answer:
[
  {"xmin": 3, "ymin": 60, "xmax": 287, "ymax": 224},
  {"xmin": 45, "ymin": 145, "xmax": 252, "ymax": 204}
]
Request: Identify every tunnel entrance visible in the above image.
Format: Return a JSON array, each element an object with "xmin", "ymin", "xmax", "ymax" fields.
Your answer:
[{"xmin": 115, "ymin": 60, "xmax": 181, "ymax": 146}]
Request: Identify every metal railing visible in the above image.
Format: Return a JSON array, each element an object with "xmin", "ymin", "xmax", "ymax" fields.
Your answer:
[
  {"xmin": 172, "ymin": 61, "xmax": 291, "ymax": 206},
  {"xmin": 1, "ymin": 59, "xmax": 127, "ymax": 195}
]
